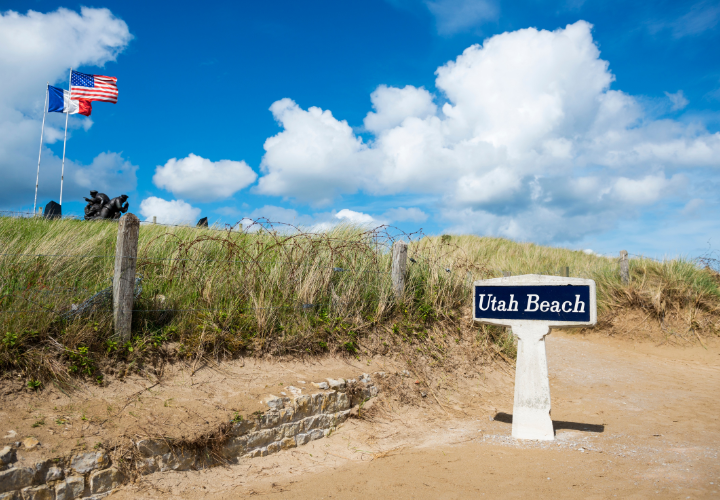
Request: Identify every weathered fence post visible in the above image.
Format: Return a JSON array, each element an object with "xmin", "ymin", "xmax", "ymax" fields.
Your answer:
[
  {"xmin": 113, "ymin": 213, "xmax": 140, "ymax": 341},
  {"xmin": 563, "ymin": 266, "xmax": 570, "ymax": 278},
  {"xmin": 392, "ymin": 240, "xmax": 408, "ymax": 298},
  {"xmin": 619, "ymin": 250, "xmax": 629, "ymax": 285}
]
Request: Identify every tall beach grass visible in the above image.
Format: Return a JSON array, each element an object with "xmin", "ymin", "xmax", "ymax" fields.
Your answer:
[{"xmin": 1, "ymin": 215, "xmax": 718, "ymax": 383}]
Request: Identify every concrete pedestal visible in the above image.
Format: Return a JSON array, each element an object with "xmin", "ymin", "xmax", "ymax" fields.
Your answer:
[{"xmin": 511, "ymin": 324, "xmax": 554, "ymax": 441}]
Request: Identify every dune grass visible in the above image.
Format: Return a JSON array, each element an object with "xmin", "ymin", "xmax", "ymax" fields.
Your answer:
[{"xmin": 1, "ymin": 216, "xmax": 718, "ymax": 384}]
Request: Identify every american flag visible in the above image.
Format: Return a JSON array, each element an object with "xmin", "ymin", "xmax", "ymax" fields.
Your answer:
[{"xmin": 70, "ymin": 70, "xmax": 118, "ymax": 103}]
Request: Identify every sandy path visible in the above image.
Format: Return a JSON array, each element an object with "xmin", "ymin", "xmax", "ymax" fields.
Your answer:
[{"xmin": 113, "ymin": 333, "xmax": 720, "ymax": 499}]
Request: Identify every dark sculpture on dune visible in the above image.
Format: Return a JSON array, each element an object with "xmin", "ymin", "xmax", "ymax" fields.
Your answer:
[{"xmin": 83, "ymin": 190, "xmax": 129, "ymax": 220}]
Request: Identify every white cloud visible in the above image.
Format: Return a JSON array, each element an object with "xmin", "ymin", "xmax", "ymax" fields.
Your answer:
[
  {"xmin": 383, "ymin": 207, "xmax": 428, "ymax": 222},
  {"xmin": 254, "ymin": 21, "xmax": 720, "ymax": 243},
  {"xmin": 364, "ymin": 85, "xmax": 437, "ymax": 133},
  {"xmin": 255, "ymin": 98, "xmax": 378, "ymax": 205},
  {"xmin": 231, "ymin": 205, "xmax": 385, "ymax": 233},
  {"xmin": 139, "ymin": 197, "xmax": 201, "ymax": 225},
  {"xmin": 0, "ymin": 7, "xmax": 133, "ymax": 209},
  {"xmin": 153, "ymin": 153, "xmax": 257, "ymax": 202},
  {"xmin": 665, "ymin": 90, "xmax": 689, "ymax": 111},
  {"xmin": 612, "ymin": 174, "xmax": 685, "ymax": 205},
  {"xmin": 73, "ymin": 152, "xmax": 138, "ymax": 194},
  {"xmin": 335, "ymin": 209, "xmax": 379, "ymax": 225}
]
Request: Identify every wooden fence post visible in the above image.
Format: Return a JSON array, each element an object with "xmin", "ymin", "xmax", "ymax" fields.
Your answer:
[
  {"xmin": 619, "ymin": 250, "xmax": 629, "ymax": 285},
  {"xmin": 392, "ymin": 240, "xmax": 408, "ymax": 298},
  {"xmin": 113, "ymin": 213, "xmax": 140, "ymax": 341}
]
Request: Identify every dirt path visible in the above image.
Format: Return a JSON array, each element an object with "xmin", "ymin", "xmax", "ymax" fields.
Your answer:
[{"xmin": 110, "ymin": 333, "xmax": 720, "ymax": 499}]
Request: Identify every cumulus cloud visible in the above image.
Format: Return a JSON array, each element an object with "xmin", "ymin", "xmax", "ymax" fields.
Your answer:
[
  {"xmin": 139, "ymin": 197, "xmax": 201, "ymax": 224},
  {"xmin": 364, "ymin": 85, "xmax": 437, "ymax": 133},
  {"xmin": 153, "ymin": 153, "xmax": 257, "ymax": 202},
  {"xmin": 254, "ymin": 21, "xmax": 720, "ymax": 243},
  {"xmin": 0, "ymin": 7, "xmax": 133, "ymax": 209},
  {"xmin": 255, "ymin": 98, "xmax": 378, "ymax": 205}
]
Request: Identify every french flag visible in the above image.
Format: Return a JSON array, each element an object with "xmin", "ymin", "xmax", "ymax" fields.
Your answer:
[{"xmin": 48, "ymin": 85, "xmax": 91, "ymax": 116}]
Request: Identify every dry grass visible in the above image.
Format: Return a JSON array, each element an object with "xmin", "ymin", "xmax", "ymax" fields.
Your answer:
[{"xmin": 1, "ymin": 216, "xmax": 718, "ymax": 385}]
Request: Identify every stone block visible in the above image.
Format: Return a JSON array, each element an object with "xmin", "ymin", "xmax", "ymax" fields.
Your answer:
[
  {"xmin": 335, "ymin": 409, "xmax": 351, "ymax": 425},
  {"xmin": 230, "ymin": 419, "xmax": 257, "ymax": 436},
  {"xmin": 321, "ymin": 392, "xmax": 337, "ymax": 413},
  {"xmin": 70, "ymin": 452, "xmax": 107, "ymax": 474},
  {"xmin": 279, "ymin": 407, "xmax": 295, "ymax": 424},
  {"xmin": 54, "ymin": 476, "xmax": 84, "ymax": 500},
  {"xmin": 295, "ymin": 433, "xmax": 310, "ymax": 447},
  {"xmin": 0, "ymin": 468, "xmax": 35, "ymax": 494},
  {"xmin": 266, "ymin": 442, "xmax": 280, "ymax": 455},
  {"xmin": 0, "ymin": 448, "xmax": 16, "ymax": 468},
  {"xmin": 20, "ymin": 485, "xmax": 53, "ymax": 500},
  {"xmin": 89, "ymin": 468, "xmax": 123, "ymax": 495},
  {"xmin": 137, "ymin": 458, "xmax": 158, "ymax": 475},
  {"xmin": 312, "ymin": 382, "xmax": 329, "ymax": 390},
  {"xmin": 308, "ymin": 429, "xmax": 325, "ymax": 442},
  {"xmin": 326, "ymin": 378, "xmax": 345, "ymax": 390},
  {"xmin": 21, "ymin": 439, "xmax": 38, "ymax": 452},
  {"xmin": 301, "ymin": 415, "xmax": 319, "ymax": 432},
  {"xmin": 263, "ymin": 395, "xmax": 285, "ymax": 410},
  {"xmin": 280, "ymin": 422, "xmax": 301, "ymax": 439},
  {"xmin": 310, "ymin": 393, "xmax": 325, "ymax": 412},
  {"xmin": 0, "ymin": 491, "xmax": 20, "ymax": 500},
  {"xmin": 221, "ymin": 436, "xmax": 248, "ymax": 458},
  {"xmin": 279, "ymin": 438, "xmax": 296, "ymax": 450},
  {"xmin": 293, "ymin": 395, "xmax": 312, "ymax": 418},
  {"xmin": 260, "ymin": 410, "xmax": 281, "ymax": 429},
  {"xmin": 245, "ymin": 429, "xmax": 275, "ymax": 450},
  {"xmin": 158, "ymin": 450, "xmax": 195, "ymax": 472},
  {"xmin": 336, "ymin": 392, "xmax": 350, "ymax": 411},
  {"xmin": 136, "ymin": 439, "xmax": 170, "ymax": 457},
  {"xmin": 41, "ymin": 467, "xmax": 63, "ymax": 483}
]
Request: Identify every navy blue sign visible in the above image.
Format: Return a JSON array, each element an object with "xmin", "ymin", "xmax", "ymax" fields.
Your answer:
[{"xmin": 474, "ymin": 285, "xmax": 591, "ymax": 322}]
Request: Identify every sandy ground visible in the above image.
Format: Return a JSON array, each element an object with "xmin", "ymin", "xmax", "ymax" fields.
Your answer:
[{"xmin": 99, "ymin": 332, "xmax": 720, "ymax": 499}]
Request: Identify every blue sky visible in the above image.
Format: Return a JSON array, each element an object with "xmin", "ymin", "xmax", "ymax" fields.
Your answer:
[{"xmin": 1, "ymin": 0, "xmax": 719, "ymax": 258}]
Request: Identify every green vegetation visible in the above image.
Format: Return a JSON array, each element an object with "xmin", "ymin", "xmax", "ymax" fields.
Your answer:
[{"xmin": 1, "ymin": 215, "xmax": 718, "ymax": 383}]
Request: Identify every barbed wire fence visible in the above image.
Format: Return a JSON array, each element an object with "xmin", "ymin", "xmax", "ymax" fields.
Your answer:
[{"xmin": 2, "ymin": 210, "xmax": 692, "ymax": 329}]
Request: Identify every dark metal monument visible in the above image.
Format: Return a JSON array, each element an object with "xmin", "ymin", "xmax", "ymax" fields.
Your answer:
[{"xmin": 83, "ymin": 190, "xmax": 129, "ymax": 220}]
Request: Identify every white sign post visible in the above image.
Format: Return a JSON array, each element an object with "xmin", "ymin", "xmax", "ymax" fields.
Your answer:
[{"xmin": 473, "ymin": 275, "xmax": 597, "ymax": 440}]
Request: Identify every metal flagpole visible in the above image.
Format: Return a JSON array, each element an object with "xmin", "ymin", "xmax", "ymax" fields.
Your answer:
[
  {"xmin": 59, "ymin": 68, "xmax": 72, "ymax": 207},
  {"xmin": 34, "ymin": 82, "xmax": 49, "ymax": 214}
]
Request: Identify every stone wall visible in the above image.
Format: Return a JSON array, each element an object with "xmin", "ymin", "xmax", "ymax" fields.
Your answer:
[{"xmin": 0, "ymin": 373, "xmax": 379, "ymax": 500}]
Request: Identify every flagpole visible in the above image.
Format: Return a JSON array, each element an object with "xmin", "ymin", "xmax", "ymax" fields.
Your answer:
[
  {"xmin": 59, "ymin": 68, "xmax": 72, "ymax": 207},
  {"xmin": 34, "ymin": 82, "xmax": 49, "ymax": 215}
]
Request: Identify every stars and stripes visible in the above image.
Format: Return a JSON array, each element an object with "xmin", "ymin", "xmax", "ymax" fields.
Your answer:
[{"xmin": 70, "ymin": 70, "xmax": 118, "ymax": 103}]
